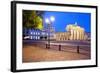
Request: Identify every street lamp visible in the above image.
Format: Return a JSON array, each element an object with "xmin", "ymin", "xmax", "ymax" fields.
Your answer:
[
  {"xmin": 50, "ymin": 16, "xmax": 55, "ymax": 22},
  {"xmin": 45, "ymin": 16, "xmax": 55, "ymax": 49},
  {"xmin": 45, "ymin": 18, "xmax": 50, "ymax": 24}
]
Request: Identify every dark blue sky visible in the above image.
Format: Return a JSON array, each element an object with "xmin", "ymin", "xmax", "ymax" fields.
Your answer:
[{"xmin": 43, "ymin": 11, "xmax": 91, "ymax": 32}]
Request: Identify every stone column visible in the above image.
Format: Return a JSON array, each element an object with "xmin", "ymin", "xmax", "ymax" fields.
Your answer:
[
  {"xmin": 81, "ymin": 28, "xmax": 84, "ymax": 40},
  {"xmin": 70, "ymin": 29, "xmax": 74, "ymax": 40},
  {"xmin": 74, "ymin": 28, "xmax": 77, "ymax": 40}
]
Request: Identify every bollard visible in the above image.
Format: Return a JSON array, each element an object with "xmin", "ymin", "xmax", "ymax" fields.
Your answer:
[
  {"xmin": 46, "ymin": 44, "xmax": 47, "ymax": 48},
  {"xmin": 77, "ymin": 45, "xmax": 80, "ymax": 53},
  {"xmin": 59, "ymin": 45, "xmax": 61, "ymax": 51}
]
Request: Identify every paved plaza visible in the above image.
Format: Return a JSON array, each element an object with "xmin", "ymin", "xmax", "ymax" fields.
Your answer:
[{"xmin": 23, "ymin": 40, "xmax": 91, "ymax": 62}]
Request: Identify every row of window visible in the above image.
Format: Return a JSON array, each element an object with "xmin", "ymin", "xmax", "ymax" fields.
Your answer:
[
  {"xmin": 30, "ymin": 36, "xmax": 40, "ymax": 40},
  {"xmin": 29, "ymin": 31, "xmax": 54, "ymax": 36},
  {"xmin": 30, "ymin": 32, "xmax": 49, "ymax": 36}
]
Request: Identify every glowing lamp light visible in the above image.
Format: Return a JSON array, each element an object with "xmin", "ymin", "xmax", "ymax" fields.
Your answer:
[
  {"xmin": 50, "ymin": 16, "xmax": 55, "ymax": 22},
  {"xmin": 45, "ymin": 16, "xmax": 55, "ymax": 24},
  {"xmin": 45, "ymin": 18, "xmax": 50, "ymax": 24}
]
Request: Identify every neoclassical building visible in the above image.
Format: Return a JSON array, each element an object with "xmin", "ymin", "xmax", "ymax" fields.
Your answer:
[
  {"xmin": 54, "ymin": 23, "xmax": 88, "ymax": 41},
  {"xmin": 54, "ymin": 32, "xmax": 70, "ymax": 41}
]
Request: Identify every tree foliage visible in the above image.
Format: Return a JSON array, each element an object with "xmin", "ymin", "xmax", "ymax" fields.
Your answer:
[{"xmin": 23, "ymin": 10, "xmax": 43, "ymax": 30}]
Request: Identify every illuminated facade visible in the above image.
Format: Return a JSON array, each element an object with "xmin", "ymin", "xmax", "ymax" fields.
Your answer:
[
  {"xmin": 23, "ymin": 23, "xmax": 88, "ymax": 41},
  {"xmin": 54, "ymin": 32, "xmax": 70, "ymax": 41},
  {"xmin": 23, "ymin": 29, "xmax": 48, "ymax": 40},
  {"xmin": 23, "ymin": 29, "xmax": 54, "ymax": 40},
  {"xmin": 54, "ymin": 23, "xmax": 88, "ymax": 41}
]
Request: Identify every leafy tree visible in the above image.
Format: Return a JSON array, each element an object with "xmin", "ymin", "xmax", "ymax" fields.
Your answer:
[
  {"xmin": 23, "ymin": 10, "xmax": 43, "ymax": 30},
  {"xmin": 35, "ymin": 16, "xmax": 43, "ymax": 30}
]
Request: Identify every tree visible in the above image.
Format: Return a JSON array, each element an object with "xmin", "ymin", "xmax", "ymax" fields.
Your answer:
[
  {"xmin": 35, "ymin": 16, "xmax": 43, "ymax": 30},
  {"xmin": 23, "ymin": 10, "xmax": 43, "ymax": 30}
]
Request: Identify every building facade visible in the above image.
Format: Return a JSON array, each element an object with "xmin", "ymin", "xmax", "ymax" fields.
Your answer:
[
  {"xmin": 23, "ymin": 28, "xmax": 55, "ymax": 40},
  {"xmin": 54, "ymin": 24, "xmax": 88, "ymax": 41},
  {"xmin": 54, "ymin": 32, "xmax": 70, "ymax": 41},
  {"xmin": 23, "ymin": 23, "xmax": 89, "ymax": 41}
]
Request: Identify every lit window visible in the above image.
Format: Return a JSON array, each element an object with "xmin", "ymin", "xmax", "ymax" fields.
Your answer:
[
  {"xmin": 35, "ymin": 36, "xmax": 37, "ymax": 39},
  {"xmin": 30, "ymin": 36, "xmax": 32, "ymax": 39},
  {"xmin": 42, "ymin": 32, "xmax": 45, "ymax": 35},
  {"xmin": 37, "ymin": 36, "xmax": 40, "ymax": 39},
  {"xmin": 30, "ymin": 32, "xmax": 33, "ymax": 34}
]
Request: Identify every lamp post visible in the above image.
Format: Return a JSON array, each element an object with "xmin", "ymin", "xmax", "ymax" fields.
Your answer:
[{"xmin": 45, "ymin": 16, "xmax": 55, "ymax": 49}]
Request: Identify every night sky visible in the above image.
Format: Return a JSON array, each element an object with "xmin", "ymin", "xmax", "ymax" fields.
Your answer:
[{"xmin": 43, "ymin": 11, "xmax": 91, "ymax": 32}]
